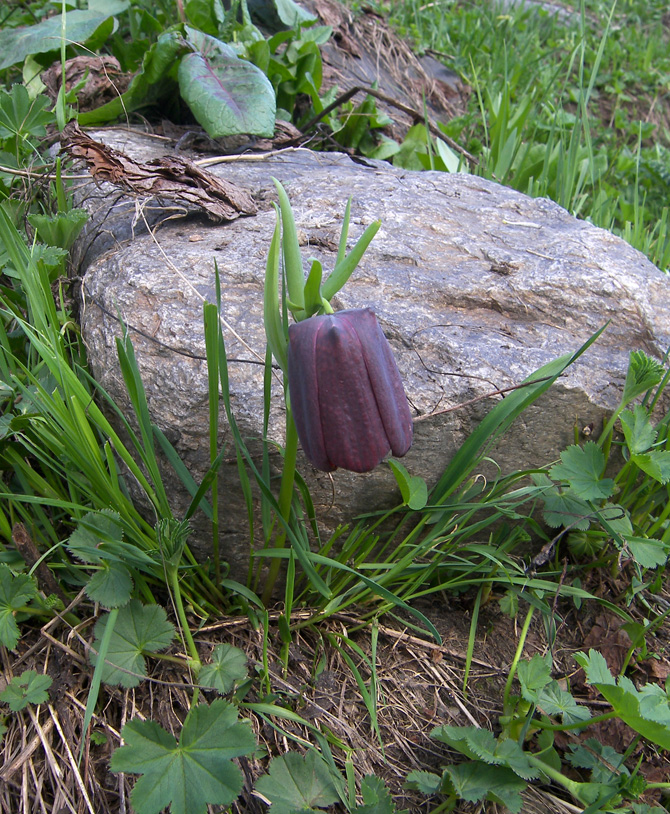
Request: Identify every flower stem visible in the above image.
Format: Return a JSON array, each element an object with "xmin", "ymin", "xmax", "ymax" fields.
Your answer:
[
  {"xmin": 168, "ymin": 565, "xmax": 202, "ymax": 681},
  {"xmin": 262, "ymin": 410, "xmax": 299, "ymax": 605},
  {"xmin": 502, "ymin": 603, "xmax": 535, "ymax": 713}
]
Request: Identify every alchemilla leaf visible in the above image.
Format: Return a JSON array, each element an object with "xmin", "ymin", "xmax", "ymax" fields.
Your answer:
[
  {"xmin": 631, "ymin": 450, "xmax": 670, "ymax": 485},
  {"xmin": 111, "ymin": 699, "xmax": 255, "ymax": 814},
  {"xmin": 625, "ymin": 536, "xmax": 669, "ymax": 570},
  {"xmin": 575, "ymin": 649, "xmax": 670, "ymax": 750},
  {"xmin": 255, "ymin": 750, "xmax": 341, "ymax": 813},
  {"xmin": 517, "ymin": 653, "xmax": 552, "ymax": 703},
  {"xmin": 537, "ymin": 682, "xmax": 591, "ymax": 724},
  {"xmin": 0, "ymin": 564, "xmax": 37, "ymax": 650},
  {"xmin": 540, "ymin": 486, "xmax": 592, "ymax": 530},
  {"xmin": 199, "ymin": 643, "xmax": 248, "ymax": 694},
  {"xmin": 357, "ymin": 774, "xmax": 407, "ymax": 813},
  {"xmin": 85, "ymin": 560, "xmax": 133, "ymax": 608},
  {"xmin": 444, "ymin": 762, "xmax": 525, "ymax": 813},
  {"xmin": 622, "ymin": 351, "xmax": 664, "ymax": 404},
  {"xmin": 90, "ymin": 600, "xmax": 175, "ymax": 687},
  {"xmin": 620, "ymin": 406, "xmax": 657, "ymax": 454},
  {"xmin": 0, "ymin": 670, "xmax": 52, "ymax": 711},
  {"xmin": 549, "ymin": 442, "xmax": 614, "ymax": 500}
]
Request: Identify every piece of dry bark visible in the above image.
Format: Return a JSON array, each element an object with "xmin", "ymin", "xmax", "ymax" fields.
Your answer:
[{"xmin": 61, "ymin": 122, "xmax": 257, "ymax": 222}]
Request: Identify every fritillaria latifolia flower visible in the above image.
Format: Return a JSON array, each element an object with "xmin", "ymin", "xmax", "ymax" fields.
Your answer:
[{"xmin": 287, "ymin": 308, "xmax": 413, "ymax": 473}]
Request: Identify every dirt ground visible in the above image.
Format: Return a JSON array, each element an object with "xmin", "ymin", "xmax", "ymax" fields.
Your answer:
[{"xmin": 2, "ymin": 567, "xmax": 669, "ymax": 813}]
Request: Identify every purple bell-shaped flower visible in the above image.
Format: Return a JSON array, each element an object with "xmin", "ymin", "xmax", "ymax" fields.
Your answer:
[{"xmin": 288, "ymin": 308, "xmax": 413, "ymax": 473}]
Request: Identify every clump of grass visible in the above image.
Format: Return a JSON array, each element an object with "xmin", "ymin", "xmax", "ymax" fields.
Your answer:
[{"xmin": 373, "ymin": 0, "xmax": 670, "ymax": 270}]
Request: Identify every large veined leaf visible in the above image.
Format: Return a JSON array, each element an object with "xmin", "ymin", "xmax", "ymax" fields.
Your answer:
[
  {"xmin": 90, "ymin": 600, "xmax": 175, "ymax": 687},
  {"xmin": 549, "ymin": 442, "xmax": 615, "ymax": 501},
  {"xmin": 0, "ymin": 11, "xmax": 115, "ymax": 71},
  {"xmin": 111, "ymin": 700, "xmax": 256, "ymax": 814},
  {"xmin": 179, "ymin": 29, "xmax": 276, "ymax": 137},
  {"xmin": 255, "ymin": 750, "xmax": 341, "ymax": 813}
]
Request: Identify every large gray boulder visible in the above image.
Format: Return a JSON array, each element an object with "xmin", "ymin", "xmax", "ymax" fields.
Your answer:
[{"xmin": 76, "ymin": 128, "xmax": 670, "ymax": 577}]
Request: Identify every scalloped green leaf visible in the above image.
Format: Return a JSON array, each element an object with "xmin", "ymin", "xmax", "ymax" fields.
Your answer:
[
  {"xmin": 0, "ymin": 565, "xmax": 37, "ymax": 650},
  {"xmin": 622, "ymin": 351, "xmax": 665, "ymax": 404},
  {"xmin": 575, "ymin": 649, "xmax": 670, "ymax": 750},
  {"xmin": 517, "ymin": 653, "xmax": 552, "ymax": 703},
  {"xmin": 537, "ymin": 682, "xmax": 591, "ymax": 725},
  {"xmin": 0, "ymin": 670, "xmax": 52, "ymax": 711},
  {"xmin": 85, "ymin": 560, "xmax": 133, "ymax": 608},
  {"xmin": 625, "ymin": 536, "xmax": 669, "ymax": 569},
  {"xmin": 620, "ymin": 405, "xmax": 657, "ymax": 454},
  {"xmin": 90, "ymin": 600, "xmax": 175, "ymax": 687},
  {"xmin": 255, "ymin": 750, "xmax": 341, "ymax": 814},
  {"xmin": 632, "ymin": 450, "xmax": 670, "ymax": 485},
  {"xmin": 444, "ymin": 762, "xmax": 525, "ymax": 812},
  {"xmin": 549, "ymin": 442, "xmax": 614, "ymax": 500},
  {"xmin": 357, "ymin": 774, "xmax": 406, "ymax": 813},
  {"xmin": 199, "ymin": 644, "xmax": 248, "ymax": 694},
  {"xmin": 111, "ymin": 700, "xmax": 255, "ymax": 814}
]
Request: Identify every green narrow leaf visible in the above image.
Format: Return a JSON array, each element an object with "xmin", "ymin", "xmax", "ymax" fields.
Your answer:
[
  {"xmin": 336, "ymin": 197, "xmax": 352, "ymax": 267},
  {"xmin": 272, "ymin": 178, "xmax": 305, "ymax": 310},
  {"xmin": 303, "ymin": 259, "xmax": 324, "ymax": 318},
  {"xmin": 430, "ymin": 326, "xmax": 608, "ymax": 503},
  {"xmin": 321, "ymin": 219, "xmax": 381, "ymax": 302},
  {"xmin": 264, "ymin": 205, "xmax": 289, "ymax": 372}
]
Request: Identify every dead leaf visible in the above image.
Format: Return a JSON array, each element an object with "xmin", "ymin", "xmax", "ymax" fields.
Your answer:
[
  {"xmin": 61, "ymin": 122, "xmax": 257, "ymax": 222},
  {"xmin": 42, "ymin": 57, "xmax": 132, "ymax": 111}
]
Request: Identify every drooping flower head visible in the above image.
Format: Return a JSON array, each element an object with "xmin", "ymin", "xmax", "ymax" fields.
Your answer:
[{"xmin": 288, "ymin": 308, "xmax": 413, "ymax": 473}]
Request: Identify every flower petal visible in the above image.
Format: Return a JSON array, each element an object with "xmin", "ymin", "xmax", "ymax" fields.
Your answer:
[
  {"xmin": 339, "ymin": 308, "xmax": 413, "ymax": 457},
  {"xmin": 315, "ymin": 315, "xmax": 390, "ymax": 473},
  {"xmin": 288, "ymin": 309, "xmax": 413, "ymax": 473}
]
